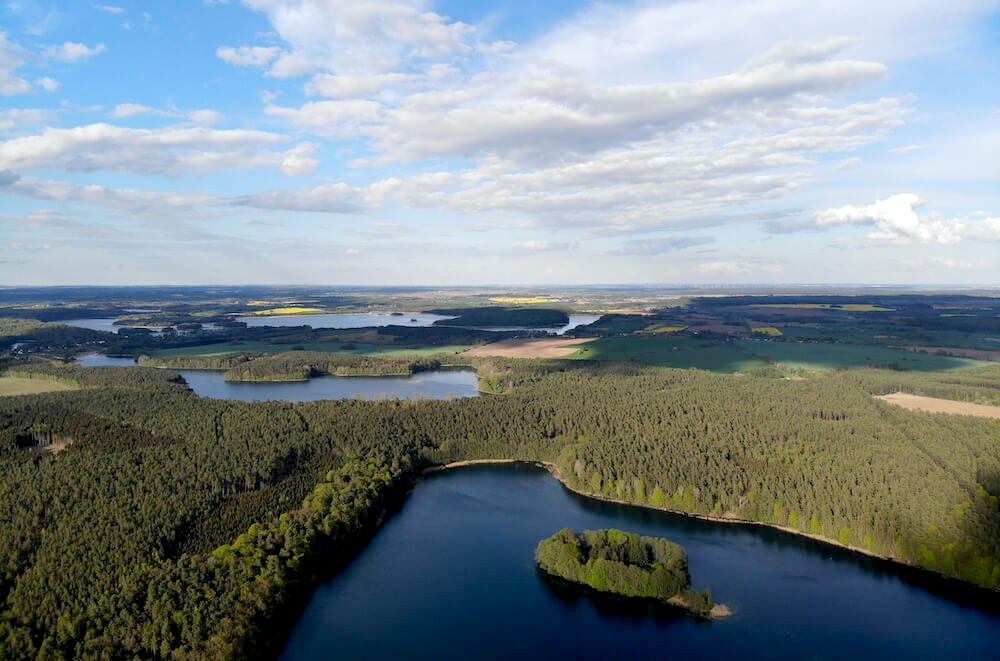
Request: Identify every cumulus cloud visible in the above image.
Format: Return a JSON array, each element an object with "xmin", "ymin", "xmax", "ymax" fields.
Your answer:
[
  {"xmin": 110, "ymin": 103, "xmax": 156, "ymax": 118},
  {"xmin": 0, "ymin": 123, "xmax": 317, "ymax": 177},
  {"xmin": 44, "ymin": 42, "xmax": 106, "ymax": 62},
  {"xmin": 238, "ymin": 0, "xmax": 473, "ymax": 74},
  {"xmin": 0, "ymin": 31, "xmax": 33, "ymax": 95},
  {"xmin": 94, "ymin": 5, "xmax": 124, "ymax": 14},
  {"xmin": 266, "ymin": 100, "xmax": 383, "ymax": 136},
  {"xmin": 619, "ymin": 235, "xmax": 713, "ymax": 255},
  {"xmin": 698, "ymin": 261, "xmax": 784, "ymax": 276},
  {"xmin": 514, "ymin": 240, "xmax": 570, "ymax": 252},
  {"xmin": 217, "ymin": 45, "xmax": 281, "ymax": 67},
  {"xmin": 306, "ymin": 72, "xmax": 413, "ymax": 98},
  {"xmin": 814, "ymin": 194, "xmax": 1000, "ymax": 244},
  {"xmin": 266, "ymin": 49, "xmax": 315, "ymax": 78}
]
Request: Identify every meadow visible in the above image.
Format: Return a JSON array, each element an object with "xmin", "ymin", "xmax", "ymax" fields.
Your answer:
[
  {"xmin": 738, "ymin": 340, "xmax": 986, "ymax": 371},
  {"xmin": 563, "ymin": 336, "xmax": 770, "ymax": 373}
]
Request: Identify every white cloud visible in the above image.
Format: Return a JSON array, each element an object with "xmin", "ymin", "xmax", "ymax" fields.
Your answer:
[
  {"xmin": 216, "ymin": 45, "xmax": 281, "ymax": 67},
  {"xmin": 266, "ymin": 100, "xmax": 383, "ymax": 137},
  {"xmin": 35, "ymin": 76, "xmax": 60, "ymax": 91},
  {"xmin": 514, "ymin": 240, "xmax": 569, "ymax": 252},
  {"xmin": 928, "ymin": 256, "xmax": 973, "ymax": 269},
  {"xmin": 95, "ymin": 5, "xmax": 124, "ymax": 14},
  {"xmin": 0, "ymin": 123, "xmax": 317, "ymax": 177},
  {"xmin": 238, "ymin": 0, "xmax": 473, "ymax": 74},
  {"xmin": 888, "ymin": 144, "xmax": 925, "ymax": 154},
  {"xmin": 188, "ymin": 109, "xmax": 224, "ymax": 125},
  {"xmin": 44, "ymin": 42, "xmax": 106, "ymax": 62},
  {"xmin": 698, "ymin": 261, "xmax": 784, "ymax": 276},
  {"xmin": 110, "ymin": 103, "xmax": 156, "ymax": 118},
  {"xmin": 266, "ymin": 49, "xmax": 315, "ymax": 78},
  {"xmin": 0, "ymin": 31, "xmax": 33, "ymax": 95},
  {"xmin": 305, "ymin": 72, "xmax": 413, "ymax": 98},
  {"xmin": 279, "ymin": 142, "xmax": 319, "ymax": 175},
  {"xmin": 814, "ymin": 194, "xmax": 1000, "ymax": 244}
]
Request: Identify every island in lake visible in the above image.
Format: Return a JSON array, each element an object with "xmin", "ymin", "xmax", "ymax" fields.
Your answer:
[{"xmin": 535, "ymin": 528, "xmax": 730, "ymax": 619}]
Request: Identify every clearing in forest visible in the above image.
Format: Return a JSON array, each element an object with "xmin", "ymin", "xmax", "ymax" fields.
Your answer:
[
  {"xmin": 461, "ymin": 337, "xmax": 594, "ymax": 358},
  {"xmin": 0, "ymin": 377, "xmax": 77, "ymax": 397},
  {"xmin": 877, "ymin": 392, "xmax": 1000, "ymax": 419}
]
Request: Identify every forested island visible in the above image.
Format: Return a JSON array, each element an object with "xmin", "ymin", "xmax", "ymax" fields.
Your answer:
[{"xmin": 535, "ymin": 528, "xmax": 725, "ymax": 618}]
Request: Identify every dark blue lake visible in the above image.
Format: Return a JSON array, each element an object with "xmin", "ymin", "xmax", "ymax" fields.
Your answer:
[{"xmin": 280, "ymin": 464, "xmax": 1000, "ymax": 660}]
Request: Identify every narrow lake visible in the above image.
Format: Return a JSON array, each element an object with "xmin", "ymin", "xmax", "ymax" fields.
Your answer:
[
  {"xmin": 280, "ymin": 464, "xmax": 1000, "ymax": 660},
  {"xmin": 235, "ymin": 312, "xmax": 456, "ymax": 328},
  {"xmin": 74, "ymin": 354, "xmax": 479, "ymax": 402},
  {"xmin": 63, "ymin": 319, "xmax": 221, "ymax": 334},
  {"xmin": 466, "ymin": 313, "xmax": 601, "ymax": 335}
]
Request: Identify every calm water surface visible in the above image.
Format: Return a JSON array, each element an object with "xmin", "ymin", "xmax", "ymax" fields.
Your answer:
[
  {"xmin": 64, "ymin": 319, "xmax": 221, "ymax": 334},
  {"xmin": 236, "ymin": 312, "xmax": 455, "ymax": 328},
  {"xmin": 280, "ymin": 464, "xmax": 1000, "ymax": 660},
  {"xmin": 74, "ymin": 354, "xmax": 478, "ymax": 401},
  {"xmin": 176, "ymin": 368, "xmax": 478, "ymax": 402},
  {"xmin": 467, "ymin": 313, "xmax": 601, "ymax": 335}
]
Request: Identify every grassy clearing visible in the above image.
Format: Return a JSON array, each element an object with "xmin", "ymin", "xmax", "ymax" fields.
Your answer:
[
  {"xmin": 0, "ymin": 377, "xmax": 77, "ymax": 397},
  {"xmin": 739, "ymin": 340, "xmax": 986, "ymax": 371},
  {"xmin": 643, "ymin": 323, "xmax": 688, "ymax": 333},
  {"xmin": 562, "ymin": 336, "xmax": 770, "ymax": 373}
]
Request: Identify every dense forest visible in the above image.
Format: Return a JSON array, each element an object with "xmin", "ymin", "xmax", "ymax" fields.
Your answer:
[
  {"xmin": 428, "ymin": 306, "xmax": 569, "ymax": 327},
  {"xmin": 535, "ymin": 528, "xmax": 716, "ymax": 617},
  {"xmin": 1, "ymin": 353, "xmax": 999, "ymax": 657}
]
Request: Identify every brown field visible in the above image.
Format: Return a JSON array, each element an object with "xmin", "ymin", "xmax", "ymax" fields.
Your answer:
[
  {"xmin": 877, "ymin": 392, "xmax": 1000, "ymax": 419},
  {"xmin": 461, "ymin": 337, "xmax": 594, "ymax": 359},
  {"xmin": 896, "ymin": 346, "xmax": 1000, "ymax": 362}
]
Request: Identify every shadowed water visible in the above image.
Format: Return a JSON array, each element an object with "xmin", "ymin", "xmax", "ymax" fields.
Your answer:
[{"xmin": 280, "ymin": 464, "xmax": 1000, "ymax": 660}]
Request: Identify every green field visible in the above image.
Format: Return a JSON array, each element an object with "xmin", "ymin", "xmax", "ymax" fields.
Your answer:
[
  {"xmin": 0, "ymin": 376, "xmax": 77, "ymax": 396},
  {"xmin": 739, "ymin": 340, "xmax": 986, "ymax": 371},
  {"xmin": 563, "ymin": 336, "xmax": 770, "ymax": 373},
  {"xmin": 149, "ymin": 342, "xmax": 476, "ymax": 358}
]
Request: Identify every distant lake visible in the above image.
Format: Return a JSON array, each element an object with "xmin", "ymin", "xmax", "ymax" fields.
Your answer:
[
  {"xmin": 235, "ymin": 312, "xmax": 602, "ymax": 335},
  {"xmin": 175, "ymin": 368, "xmax": 479, "ymax": 402},
  {"xmin": 236, "ymin": 312, "xmax": 456, "ymax": 328},
  {"xmin": 74, "ymin": 354, "xmax": 479, "ymax": 402},
  {"xmin": 63, "ymin": 319, "xmax": 221, "ymax": 334},
  {"xmin": 280, "ymin": 464, "xmax": 1000, "ymax": 660},
  {"xmin": 468, "ymin": 314, "xmax": 601, "ymax": 335}
]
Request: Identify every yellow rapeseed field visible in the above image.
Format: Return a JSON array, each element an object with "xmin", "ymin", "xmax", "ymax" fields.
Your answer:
[
  {"xmin": 488, "ymin": 297, "xmax": 560, "ymax": 304},
  {"xmin": 253, "ymin": 307, "xmax": 325, "ymax": 315}
]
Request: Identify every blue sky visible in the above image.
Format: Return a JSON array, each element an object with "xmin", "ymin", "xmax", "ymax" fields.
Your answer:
[{"xmin": 1, "ymin": 0, "xmax": 998, "ymax": 286}]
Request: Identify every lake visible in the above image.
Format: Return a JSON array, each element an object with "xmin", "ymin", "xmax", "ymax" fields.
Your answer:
[
  {"xmin": 63, "ymin": 319, "xmax": 221, "ymax": 334},
  {"xmin": 176, "ymin": 368, "xmax": 479, "ymax": 402},
  {"xmin": 235, "ymin": 312, "xmax": 456, "ymax": 328},
  {"xmin": 280, "ymin": 464, "xmax": 1000, "ymax": 660},
  {"xmin": 235, "ymin": 312, "xmax": 601, "ymax": 335},
  {"xmin": 465, "ymin": 314, "xmax": 601, "ymax": 335},
  {"xmin": 74, "ymin": 354, "xmax": 479, "ymax": 402}
]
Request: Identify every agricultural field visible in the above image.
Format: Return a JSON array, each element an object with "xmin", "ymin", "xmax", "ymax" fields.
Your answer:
[
  {"xmin": 0, "ymin": 376, "xmax": 77, "ymax": 397},
  {"xmin": 739, "ymin": 340, "xmax": 987, "ymax": 371},
  {"xmin": 563, "ymin": 336, "xmax": 770, "ymax": 373},
  {"xmin": 746, "ymin": 303, "xmax": 895, "ymax": 312}
]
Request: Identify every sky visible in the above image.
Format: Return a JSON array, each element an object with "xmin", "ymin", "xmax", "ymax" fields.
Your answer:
[{"xmin": 0, "ymin": 0, "xmax": 998, "ymax": 286}]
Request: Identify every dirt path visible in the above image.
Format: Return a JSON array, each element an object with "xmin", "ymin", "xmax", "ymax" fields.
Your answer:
[
  {"xmin": 461, "ymin": 337, "xmax": 594, "ymax": 359},
  {"xmin": 876, "ymin": 392, "xmax": 1000, "ymax": 419}
]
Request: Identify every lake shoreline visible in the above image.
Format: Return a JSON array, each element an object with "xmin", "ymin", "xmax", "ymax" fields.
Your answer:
[{"xmin": 422, "ymin": 459, "xmax": 999, "ymax": 596}]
